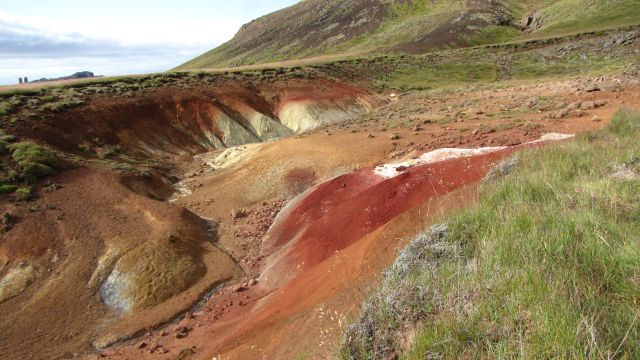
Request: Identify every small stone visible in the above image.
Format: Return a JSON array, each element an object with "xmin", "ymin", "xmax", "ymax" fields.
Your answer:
[
  {"xmin": 248, "ymin": 278, "xmax": 257, "ymax": 286},
  {"xmin": 233, "ymin": 284, "xmax": 247, "ymax": 292},
  {"xmin": 584, "ymin": 84, "xmax": 601, "ymax": 92},
  {"xmin": 367, "ymin": 134, "xmax": 375, "ymax": 138},
  {"xmin": 553, "ymin": 109, "xmax": 569, "ymax": 119},
  {"xmin": 230, "ymin": 209, "xmax": 245, "ymax": 219},
  {"xmin": 567, "ymin": 101, "xmax": 582, "ymax": 110},
  {"xmin": 592, "ymin": 115, "xmax": 602, "ymax": 122},
  {"xmin": 580, "ymin": 101, "xmax": 595, "ymax": 110},
  {"xmin": 390, "ymin": 133, "xmax": 401, "ymax": 140},
  {"xmin": 137, "ymin": 341, "xmax": 148, "ymax": 349}
]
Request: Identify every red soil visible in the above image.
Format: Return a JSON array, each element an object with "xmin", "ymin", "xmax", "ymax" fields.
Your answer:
[
  {"xmin": 18, "ymin": 78, "xmax": 374, "ymax": 158},
  {"xmin": 260, "ymin": 147, "xmax": 518, "ymax": 287}
]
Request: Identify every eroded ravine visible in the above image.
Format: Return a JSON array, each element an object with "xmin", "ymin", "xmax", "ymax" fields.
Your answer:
[{"xmin": 0, "ymin": 77, "xmax": 376, "ymax": 360}]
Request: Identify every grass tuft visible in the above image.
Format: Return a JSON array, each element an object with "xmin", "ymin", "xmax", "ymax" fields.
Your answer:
[{"xmin": 9, "ymin": 142, "xmax": 58, "ymax": 180}]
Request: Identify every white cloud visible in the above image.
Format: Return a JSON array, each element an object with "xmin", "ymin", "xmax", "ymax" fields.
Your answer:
[{"xmin": 0, "ymin": 10, "xmax": 225, "ymax": 84}]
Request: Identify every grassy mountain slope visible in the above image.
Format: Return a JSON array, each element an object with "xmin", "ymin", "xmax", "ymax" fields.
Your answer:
[{"xmin": 177, "ymin": 0, "xmax": 640, "ymax": 70}]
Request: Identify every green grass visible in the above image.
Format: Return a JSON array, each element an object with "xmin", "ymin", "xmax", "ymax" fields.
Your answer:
[
  {"xmin": 510, "ymin": 52, "xmax": 632, "ymax": 80},
  {"xmin": 463, "ymin": 26, "xmax": 522, "ymax": 47},
  {"xmin": 14, "ymin": 187, "xmax": 33, "ymax": 201},
  {"xmin": 0, "ymin": 102, "xmax": 14, "ymax": 116},
  {"xmin": 533, "ymin": 0, "xmax": 640, "ymax": 36},
  {"xmin": 0, "ymin": 184, "xmax": 18, "ymax": 194},
  {"xmin": 9, "ymin": 142, "xmax": 58, "ymax": 180},
  {"xmin": 343, "ymin": 109, "xmax": 640, "ymax": 358},
  {"xmin": 380, "ymin": 63, "xmax": 499, "ymax": 91}
]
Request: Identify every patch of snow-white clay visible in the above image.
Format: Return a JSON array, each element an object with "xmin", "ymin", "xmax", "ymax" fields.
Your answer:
[
  {"xmin": 100, "ymin": 268, "xmax": 134, "ymax": 313},
  {"xmin": 535, "ymin": 133, "xmax": 575, "ymax": 142},
  {"xmin": 374, "ymin": 133, "xmax": 574, "ymax": 179}
]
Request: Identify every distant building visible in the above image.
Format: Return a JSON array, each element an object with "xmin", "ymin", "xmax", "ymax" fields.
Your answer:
[
  {"xmin": 18, "ymin": 78, "xmax": 23, "ymax": 84},
  {"xmin": 24, "ymin": 77, "xmax": 29, "ymax": 83}
]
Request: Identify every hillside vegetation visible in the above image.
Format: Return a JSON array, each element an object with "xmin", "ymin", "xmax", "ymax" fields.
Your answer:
[
  {"xmin": 342, "ymin": 109, "xmax": 640, "ymax": 358},
  {"xmin": 178, "ymin": 0, "xmax": 640, "ymax": 70}
]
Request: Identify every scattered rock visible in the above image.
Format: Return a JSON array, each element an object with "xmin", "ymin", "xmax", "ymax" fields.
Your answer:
[
  {"xmin": 390, "ymin": 133, "xmax": 401, "ymax": 140},
  {"xmin": 137, "ymin": 341, "xmax": 148, "ymax": 349},
  {"xmin": 485, "ymin": 156, "xmax": 520, "ymax": 181},
  {"xmin": 175, "ymin": 326, "xmax": 191, "ymax": 339},
  {"xmin": 567, "ymin": 101, "xmax": 582, "ymax": 110},
  {"xmin": 580, "ymin": 101, "xmax": 596, "ymax": 110},
  {"xmin": 553, "ymin": 109, "xmax": 569, "ymax": 119},
  {"xmin": 611, "ymin": 165, "xmax": 638, "ymax": 180},
  {"xmin": 231, "ymin": 209, "xmax": 246, "ymax": 219},
  {"xmin": 233, "ymin": 284, "xmax": 247, "ymax": 292},
  {"xmin": 248, "ymin": 278, "xmax": 258, "ymax": 286},
  {"xmin": 367, "ymin": 134, "xmax": 375, "ymax": 138},
  {"xmin": 523, "ymin": 96, "xmax": 539, "ymax": 109},
  {"xmin": 177, "ymin": 347, "xmax": 196, "ymax": 359},
  {"xmin": 584, "ymin": 84, "xmax": 601, "ymax": 92},
  {"xmin": 592, "ymin": 115, "xmax": 602, "ymax": 122}
]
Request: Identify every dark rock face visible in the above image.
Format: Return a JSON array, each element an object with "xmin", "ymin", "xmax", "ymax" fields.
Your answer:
[{"xmin": 32, "ymin": 71, "xmax": 98, "ymax": 83}]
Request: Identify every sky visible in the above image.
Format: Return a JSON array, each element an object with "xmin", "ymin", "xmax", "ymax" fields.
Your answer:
[{"xmin": 0, "ymin": 0, "xmax": 299, "ymax": 85}]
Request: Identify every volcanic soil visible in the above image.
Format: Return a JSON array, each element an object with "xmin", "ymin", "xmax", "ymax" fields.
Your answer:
[
  {"xmin": 75, "ymin": 74, "xmax": 640, "ymax": 360},
  {"xmin": 0, "ymin": 70, "xmax": 637, "ymax": 360}
]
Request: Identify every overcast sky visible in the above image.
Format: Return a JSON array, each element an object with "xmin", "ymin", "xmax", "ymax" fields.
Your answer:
[{"xmin": 0, "ymin": 0, "xmax": 299, "ymax": 85}]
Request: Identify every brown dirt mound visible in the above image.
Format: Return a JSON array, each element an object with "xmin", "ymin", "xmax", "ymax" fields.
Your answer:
[{"xmin": 0, "ymin": 167, "xmax": 241, "ymax": 359}]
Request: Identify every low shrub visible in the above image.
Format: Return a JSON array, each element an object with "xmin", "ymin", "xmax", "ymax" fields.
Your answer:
[
  {"xmin": 9, "ymin": 142, "xmax": 58, "ymax": 180},
  {"xmin": 0, "ymin": 184, "xmax": 18, "ymax": 193},
  {"xmin": 14, "ymin": 187, "xmax": 33, "ymax": 201},
  {"xmin": 0, "ymin": 102, "xmax": 14, "ymax": 116}
]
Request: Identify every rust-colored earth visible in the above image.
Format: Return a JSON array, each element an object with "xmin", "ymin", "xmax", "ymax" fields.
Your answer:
[{"xmin": 0, "ymin": 73, "xmax": 637, "ymax": 360}]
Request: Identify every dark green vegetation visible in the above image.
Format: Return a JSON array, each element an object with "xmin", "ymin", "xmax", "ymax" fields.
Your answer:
[
  {"xmin": 10, "ymin": 142, "xmax": 59, "ymax": 180},
  {"xmin": 342, "ymin": 109, "xmax": 640, "ymax": 358},
  {"xmin": 0, "ymin": 130, "xmax": 58, "ymax": 200},
  {"xmin": 178, "ymin": 0, "xmax": 640, "ymax": 70}
]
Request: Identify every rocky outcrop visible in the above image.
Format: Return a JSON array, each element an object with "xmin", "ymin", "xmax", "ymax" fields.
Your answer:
[{"xmin": 522, "ymin": 10, "xmax": 544, "ymax": 32}]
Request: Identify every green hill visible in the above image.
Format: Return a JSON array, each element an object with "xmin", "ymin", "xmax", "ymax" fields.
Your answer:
[{"xmin": 177, "ymin": 0, "xmax": 640, "ymax": 71}]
